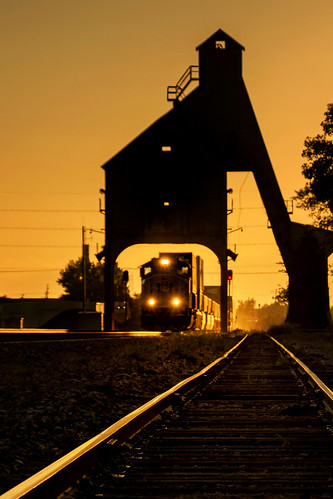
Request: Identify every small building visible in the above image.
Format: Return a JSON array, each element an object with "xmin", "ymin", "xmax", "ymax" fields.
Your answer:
[{"xmin": 0, "ymin": 299, "xmax": 104, "ymax": 330}]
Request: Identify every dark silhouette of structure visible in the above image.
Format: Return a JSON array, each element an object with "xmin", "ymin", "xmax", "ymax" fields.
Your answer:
[{"xmin": 102, "ymin": 29, "xmax": 333, "ymax": 331}]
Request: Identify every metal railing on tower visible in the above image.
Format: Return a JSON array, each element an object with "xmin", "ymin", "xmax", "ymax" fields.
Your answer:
[{"xmin": 167, "ymin": 65, "xmax": 199, "ymax": 101}]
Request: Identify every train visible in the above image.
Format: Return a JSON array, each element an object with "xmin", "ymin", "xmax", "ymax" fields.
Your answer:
[{"xmin": 140, "ymin": 252, "xmax": 220, "ymax": 331}]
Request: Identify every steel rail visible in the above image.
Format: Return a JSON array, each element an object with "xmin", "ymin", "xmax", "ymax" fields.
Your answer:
[
  {"xmin": 1, "ymin": 334, "xmax": 248, "ymax": 499},
  {"xmin": 0, "ymin": 331, "xmax": 169, "ymax": 344},
  {"xmin": 270, "ymin": 335, "xmax": 333, "ymax": 414}
]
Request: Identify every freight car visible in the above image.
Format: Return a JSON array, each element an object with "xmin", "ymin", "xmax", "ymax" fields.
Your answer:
[{"xmin": 140, "ymin": 253, "xmax": 220, "ymax": 331}]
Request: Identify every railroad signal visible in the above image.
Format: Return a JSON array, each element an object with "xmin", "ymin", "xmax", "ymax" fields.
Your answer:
[
  {"xmin": 227, "ymin": 270, "xmax": 233, "ymax": 281},
  {"xmin": 227, "ymin": 249, "xmax": 238, "ymax": 261}
]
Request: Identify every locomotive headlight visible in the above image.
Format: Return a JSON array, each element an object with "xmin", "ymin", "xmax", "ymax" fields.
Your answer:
[
  {"xmin": 172, "ymin": 298, "xmax": 181, "ymax": 306},
  {"xmin": 161, "ymin": 258, "xmax": 170, "ymax": 265},
  {"xmin": 148, "ymin": 298, "xmax": 156, "ymax": 306}
]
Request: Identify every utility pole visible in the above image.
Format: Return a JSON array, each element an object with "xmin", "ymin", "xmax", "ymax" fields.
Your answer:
[
  {"xmin": 82, "ymin": 226, "xmax": 89, "ymax": 313},
  {"xmin": 227, "ymin": 270, "xmax": 233, "ymax": 332}
]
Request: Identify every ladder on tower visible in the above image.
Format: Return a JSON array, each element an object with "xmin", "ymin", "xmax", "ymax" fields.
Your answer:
[{"xmin": 167, "ymin": 65, "xmax": 199, "ymax": 101}]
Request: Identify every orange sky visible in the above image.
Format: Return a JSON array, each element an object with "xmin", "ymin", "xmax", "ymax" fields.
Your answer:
[{"xmin": 1, "ymin": 0, "xmax": 333, "ymax": 306}]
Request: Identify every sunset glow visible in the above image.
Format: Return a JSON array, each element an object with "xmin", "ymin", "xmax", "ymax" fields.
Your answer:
[{"xmin": 1, "ymin": 1, "xmax": 333, "ymax": 306}]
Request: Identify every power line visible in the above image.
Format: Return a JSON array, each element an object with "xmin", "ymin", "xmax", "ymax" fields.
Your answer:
[
  {"xmin": 0, "ymin": 224, "xmax": 267, "ymax": 230},
  {"xmin": 205, "ymin": 271, "xmax": 282, "ymax": 275},
  {"xmin": 0, "ymin": 245, "xmax": 80, "ymax": 248},
  {"xmin": 233, "ymin": 206, "xmax": 265, "ymax": 211},
  {"xmin": 0, "ymin": 225, "xmax": 269, "ymax": 232},
  {"xmin": 228, "ymin": 225, "xmax": 268, "ymax": 229},
  {"xmin": 0, "ymin": 227, "xmax": 81, "ymax": 230},
  {"xmin": 0, "ymin": 209, "xmax": 97, "ymax": 213},
  {"xmin": 0, "ymin": 191, "xmax": 97, "ymax": 195},
  {"xmin": 231, "ymin": 243, "xmax": 276, "ymax": 246},
  {"xmin": 236, "ymin": 271, "xmax": 285, "ymax": 275},
  {"xmin": 237, "ymin": 171, "xmax": 250, "ymax": 227},
  {"xmin": 0, "ymin": 269, "xmax": 60, "ymax": 273}
]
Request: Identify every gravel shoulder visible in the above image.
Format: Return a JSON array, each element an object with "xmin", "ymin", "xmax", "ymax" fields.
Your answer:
[
  {"xmin": 1, "ymin": 329, "xmax": 333, "ymax": 494},
  {"xmin": 0, "ymin": 332, "xmax": 241, "ymax": 493},
  {"xmin": 269, "ymin": 326, "xmax": 333, "ymax": 389}
]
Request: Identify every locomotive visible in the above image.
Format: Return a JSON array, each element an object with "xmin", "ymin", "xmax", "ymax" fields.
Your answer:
[{"xmin": 140, "ymin": 252, "xmax": 220, "ymax": 331}]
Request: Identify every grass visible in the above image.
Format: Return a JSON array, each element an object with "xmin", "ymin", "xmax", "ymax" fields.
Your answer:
[
  {"xmin": 116, "ymin": 330, "xmax": 246, "ymax": 364},
  {"xmin": 268, "ymin": 324, "xmax": 333, "ymax": 361},
  {"xmin": 0, "ymin": 331, "xmax": 246, "ymax": 392}
]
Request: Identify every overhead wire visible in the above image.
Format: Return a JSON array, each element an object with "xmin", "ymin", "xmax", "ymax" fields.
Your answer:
[
  {"xmin": 237, "ymin": 172, "xmax": 250, "ymax": 227},
  {"xmin": 0, "ymin": 245, "xmax": 80, "ymax": 248},
  {"xmin": 0, "ymin": 269, "xmax": 60, "ymax": 273},
  {"xmin": 0, "ymin": 227, "xmax": 81, "ymax": 230},
  {"xmin": 0, "ymin": 209, "xmax": 96, "ymax": 212}
]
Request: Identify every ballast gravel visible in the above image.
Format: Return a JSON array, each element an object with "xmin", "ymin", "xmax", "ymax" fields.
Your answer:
[
  {"xmin": 0, "ymin": 333, "xmax": 239, "ymax": 493},
  {"xmin": 0, "ymin": 330, "xmax": 332, "ymax": 495}
]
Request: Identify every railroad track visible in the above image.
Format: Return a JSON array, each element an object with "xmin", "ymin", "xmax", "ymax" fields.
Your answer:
[
  {"xmin": 3, "ymin": 333, "xmax": 333, "ymax": 498},
  {"xmin": 0, "ymin": 330, "xmax": 168, "ymax": 343}
]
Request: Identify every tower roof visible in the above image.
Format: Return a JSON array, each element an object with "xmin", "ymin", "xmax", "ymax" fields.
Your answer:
[{"xmin": 196, "ymin": 29, "xmax": 245, "ymax": 52}]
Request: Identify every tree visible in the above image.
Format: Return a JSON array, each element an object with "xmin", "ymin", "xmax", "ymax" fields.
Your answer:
[
  {"xmin": 294, "ymin": 103, "xmax": 333, "ymax": 228},
  {"xmin": 236, "ymin": 298, "xmax": 257, "ymax": 330},
  {"xmin": 274, "ymin": 261, "xmax": 288, "ymax": 305},
  {"xmin": 57, "ymin": 258, "xmax": 126, "ymax": 302},
  {"xmin": 256, "ymin": 302, "xmax": 287, "ymax": 330},
  {"xmin": 236, "ymin": 298, "xmax": 287, "ymax": 331},
  {"xmin": 274, "ymin": 285, "xmax": 289, "ymax": 305},
  {"xmin": 57, "ymin": 258, "xmax": 104, "ymax": 301}
]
